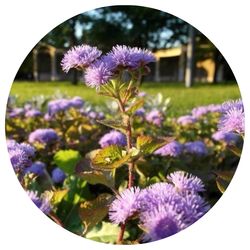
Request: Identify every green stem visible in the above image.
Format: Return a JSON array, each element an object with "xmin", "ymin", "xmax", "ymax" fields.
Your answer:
[
  {"xmin": 116, "ymin": 223, "xmax": 126, "ymax": 244},
  {"xmin": 116, "ymin": 98, "xmax": 135, "ymax": 244}
]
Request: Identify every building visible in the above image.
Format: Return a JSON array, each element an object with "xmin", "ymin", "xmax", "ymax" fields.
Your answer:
[{"xmin": 15, "ymin": 42, "xmax": 235, "ymax": 83}]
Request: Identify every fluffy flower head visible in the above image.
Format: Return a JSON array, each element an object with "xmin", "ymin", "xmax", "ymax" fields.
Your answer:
[
  {"xmin": 184, "ymin": 141, "xmax": 208, "ymax": 156},
  {"xmin": 28, "ymin": 128, "xmax": 59, "ymax": 145},
  {"xmin": 167, "ymin": 171, "xmax": 205, "ymax": 193},
  {"xmin": 109, "ymin": 187, "xmax": 141, "ymax": 224},
  {"xmin": 99, "ymin": 130, "xmax": 126, "ymax": 148},
  {"xmin": 61, "ymin": 44, "xmax": 102, "ymax": 73},
  {"xmin": 154, "ymin": 141, "xmax": 183, "ymax": 157}
]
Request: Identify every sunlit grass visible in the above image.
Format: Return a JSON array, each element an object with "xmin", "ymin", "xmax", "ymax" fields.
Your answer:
[{"xmin": 10, "ymin": 81, "xmax": 241, "ymax": 116}]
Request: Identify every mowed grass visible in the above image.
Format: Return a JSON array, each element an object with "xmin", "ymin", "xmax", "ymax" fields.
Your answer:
[{"xmin": 10, "ymin": 81, "xmax": 241, "ymax": 116}]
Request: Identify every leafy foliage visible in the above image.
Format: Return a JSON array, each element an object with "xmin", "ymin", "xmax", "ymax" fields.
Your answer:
[
  {"xmin": 85, "ymin": 222, "xmax": 129, "ymax": 243},
  {"xmin": 53, "ymin": 150, "xmax": 82, "ymax": 175},
  {"xmin": 79, "ymin": 194, "xmax": 113, "ymax": 233},
  {"xmin": 91, "ymin": 145, "xmax": 131, "ymax": 170}
]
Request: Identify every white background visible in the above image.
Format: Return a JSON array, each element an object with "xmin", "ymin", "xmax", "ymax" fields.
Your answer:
[{"xmin": 0, "ymin": 0, "xmax": 250, "ymax": 249}]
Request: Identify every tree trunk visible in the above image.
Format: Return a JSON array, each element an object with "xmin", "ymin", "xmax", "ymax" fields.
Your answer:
[
  {"xmin": 185, "ymin": 25, "xmax": 195, "ymax": 88},
  {"xmin": 212, "ymin": 49, "xmax": 223, "ymax": 83}
]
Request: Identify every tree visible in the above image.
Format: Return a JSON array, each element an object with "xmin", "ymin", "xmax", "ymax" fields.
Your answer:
[{"xmin": 185, "ymin": 25, "xmax": 196, "ymax": 87}]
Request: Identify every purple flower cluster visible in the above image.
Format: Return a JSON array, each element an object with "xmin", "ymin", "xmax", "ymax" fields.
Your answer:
[
  {"xmin": 48, "ymin": 96, "xmax": 84, "ymax": 116},
  {"xmin": 99, "ymin": 130, "xmax": 127, "ymax": 148},
  {"xmin": 62, "ymin": 44, "xmax": 155, "ymax": 88},
  {"xmin": 109, "ymin": 187, "xmax": 141, "ymax": 224},
  {"xmin": 146, "ymin": 109, "xmax": 164, "ymax": 127},
  {"xmin": 109, "ymin": 171, "xmax": 209, "ymax": 242},
  {"xmin": 51, "ymin": 167, "xmax": 66, "ymax": 184},
  {"xmin": 135, "ymin": 108, "xmax": 146, "ymax": 117},
  {"xmin": 177, "ymin": 115, "xmax": 197, "ymax": 126},
  {"xmin": 27, "ymin": 190, "xmax": 51, "ymax": 215},
  {"xmin": 85, "ymin": 110, "xmax": 105, "ymax": 121},
  {"xmin": 212, "ymin": 131, "xmax": 239, "ymax": 144},
  {"xmin": 191, "ymin": 104, "xmax": 221, "ymax": 118},
  {"xmin": 218, "ymin": 99, "xmax": 244, "ymax": 134},
  {"xmin": 8, "ymin": 108, "xmax": 24, "ymax": 118},
  {"xmin": 108, "ymin": 45, "xmax": 155, "ymax": 69},
  {"xmin": 7, "ymin": 140, "xmax": 35, "ymax": 172},
  {"xmin": 61, "ymin": 45, "xmax": 102, "ymax": 73},
  {"xmin": 25, "ymin": 109, "xmax": 42, "ymax": 118},
  {"xmin": 167, "ymin": 171, "xmax": 205, "ymax": 193},
  {"xmin": 28, "ymin": 128, "xmax": 59, "ymax": 145},
  {"xmin": 25, "ymin": 161, "xmax": 46, "ymax": 176},
  {"xmin": 154, "ymin": 141, "xmax": 183, "ymax": 157},
  {"xmin": 85, "ymin": 57, "xmax": 115, "ymax": 88},
  {"xmin": 184, "ymin": 141, "xmax": 208, "ymax": 156}
]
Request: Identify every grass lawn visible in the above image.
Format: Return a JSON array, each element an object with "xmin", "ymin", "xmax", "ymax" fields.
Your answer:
[{"xmin": 10, "ymin": 81, "xmax": 242, "ymax": 116}]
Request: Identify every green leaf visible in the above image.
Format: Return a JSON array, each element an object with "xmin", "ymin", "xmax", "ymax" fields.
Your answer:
[
  {"xmin": 227, "ymin": 144, "xmax": 242, "ymax": 157},
  {"xmin": 91, "ymin": 145, "xmax": 131, "ymax": 170},
  {"xmin": 214, "ymin": 170, "xmax": 234, "ymax": 193},
  {"xmin": 85, "ymin": 222, "xmax": 129, "ymax": 244},
  {"xmin": 97, "ymin": 118, "xmax": 127, "ymax": 134},
  {"xmin": 79, "ymin": 194, "xmax": 113, "ymax": 232},
  {"xmin": 136, "ymin": 135, "xmax": 174, "ymax": 155},
  {"xmin": 51, "ymin": 189, "xmax": 69, "ymax": 205},
  {"xmin": 216, "ymin": 177, "xmax": 229, "ymax": 193},
  {"xmin": 75, "ymin": 155, "xmax": 115, "ymax": 188},
  {"xmin": 126, "ymin": 98, "xmax": 144, "ymax": 115},
  {"xmin": 53, "ymin": 150, "xmax": 82, "ymax": 175},
  {"xmin": 214, "ymin": 170, "xmax": 235, "ymax": 182},
  {"xmin": 80, "ymin": 171, "xmax": 115, "ymax": 188}
]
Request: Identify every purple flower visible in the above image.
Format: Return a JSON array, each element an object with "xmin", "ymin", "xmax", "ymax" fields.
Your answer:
[
  {"xmin": 146, "ymin": 109, "xmax": 164, "ymax": 127},
  {"xmin": 84, "ymin": 59, "xmax": 114, "ymax": 88},
  {"xmin": 8, "ymin": 147, "xmax": 32, "ymax": 172},
  {"xmin": 24, "ymin": 103, "xmax": 32, "ymax": 111},
  {"xmin": 177, "ymin": 115, "xmax": 197, "ymax": 126},
  {"xmin": 47, "ymin": 99, "xmax": 71, "ymax": 116},
  {"xmin": 44, "ymin": 113, "xmax": 52, "ymax": 121},
  {"xmin": 129, "ymin": 47, "xmax": 156, "ymax": 68},
  {"xmin": 108, "ymin": 172, "xmax": 210, "ymax": 242},
  {"xmin": 218, "ymin": 99, "xmax": 244, "ymax": 134},
  {"xmin": 184, "ymin": 141, "xmax": 208, "ymax": 156},
  {"xmin": 180, "ymin": 192, "xmax": 210, "ymax": 226},
  {"xmin": 108, "ymin": 45, "xmax": 135, "ymax": 68},
  {"xmin": 191, "ymin": 106, "xmax": 209, "ymax": 118},
  {"xmin": 167, "ymin": 171, "xmax": 205, "ymax": 193},
  {"xmin": 109, "ymin": 187, "xmax": 141, "ymax": 224},
  {"xmin": 20, "ymin": 143, "xmax": 36, "ymax": 156},
  {"xmin": 25, "ymin": 161, "xmax": 46, "ymax": 176},
  {"xmin": 207, "ymin": 104, "xmax": 222, "ymax": 113},
  {"xmin": 51, "ymin": 167, "xmax": 66, "ymax": 183},
  {"xmin": 221, "ymin": 99, "xmax": 243, "ymax": 113},
  {"xmin": 137, "ymin": 183, "xmax": 177, "ymax": 212},
  {"xmin": 108, "ymin": 45, "xmax": 155, "ymax": 69},
  {"xmin": 8, "ymin": 108, "xmax": 24, "ymax": 118},
  {"xmin": 28, "ymin": 128, "xmax": 59, "ymax": 145},
  {"xmin": 137, "ymin": 91, "xmax": 147, "ymax": 97},
  {"xmin": 7, "ymin": 140, "xmax": 35, "ymax": 172},
  {"xmin": 138, "ymin": 180, "xmax": 209, "ymax": 242},
  {"xmin": 135, "ymin": 108, "xmax": 145, "ymax": 117},
  {"xmin": 191, "ymin": 104, "xmax": 221, "ymax": 118},
  {"xmin": 25, "ymin": 109, "xmax": 42, "ymax": 118},
  {"xmin": 141, "ymin": 205, "xmax": 183, "ymax": 242},
  {"xmin": 69, "ymin": 96, "xmax": 84, "ymax": 109},
  {"xmin": 99, "ymin": 130, "xmax": 126, "ymax": 148},
  {"xmin": 61, "ymin": 44, "xmax": 102, "ymax": 73},
  {"xmin": 27, "ymin": 190, "xmax": 51, "ymax": 215},
  {"xmin": 154, "ymin": 141, "xmax": 183, "ymax": 157},
  {"xmin": 212, "ymin": 131, "xmax": 239, "ymax": 144}
]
